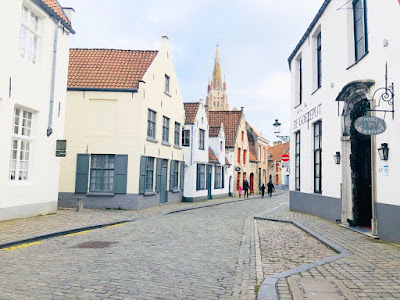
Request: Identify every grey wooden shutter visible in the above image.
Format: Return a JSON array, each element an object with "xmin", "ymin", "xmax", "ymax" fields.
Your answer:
[
  {"xmin": 170, "ymin": 160, "xmax": 175, "ymax": 191},
  {"xmin": 155, "ymin": 158, "xmax": 162, "ymax": 192},
  {"xmin": 180, "ymin": 161, "xmax": 184, "ymax": 190},
  {"xmin": 75, "ymin": 154, "xmax": 89, "ymax": 194},
  {"xmin": 114, "ymin": 155, "xmax": 128, "ymax": 194},
  {"xmin": 139, "ymin": 156, "xmax": 147, "ymax": 194},
  {"xmin": 222, "ymin": 167, "xmax": 225, "ymax": 189}
]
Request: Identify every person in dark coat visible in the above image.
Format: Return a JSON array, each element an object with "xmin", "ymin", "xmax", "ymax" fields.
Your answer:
[
  {"xmin": 267, "ymin": 180, "xmax": 275, "ymax": 198},
  {"xmin": 243, "ymin": 180, "xmax": 249, "ymax": 198},
  {"xmin": 260, "ymin": 184, "xmax": 266, "ymax": 198}
]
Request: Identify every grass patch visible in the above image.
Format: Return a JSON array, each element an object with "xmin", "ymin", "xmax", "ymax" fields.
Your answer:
[{"xmin": 254, "ymin": 285, "xmax": 260, "ymax": 294}]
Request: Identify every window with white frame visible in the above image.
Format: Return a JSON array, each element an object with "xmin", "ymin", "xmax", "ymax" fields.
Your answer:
[
  {"xmin": 196, "ymin": 164, "xmax": 206, "ymax": 190},
  {"xmin": 172, "ymin": 160, "xmax": 179, "ymax": 189},
  {"xmin": 90, "ymin": 155, "xmax": 115, "ymax": 192},
  {"xmin": 214, "ymin": 166, "xmax": 222, "ymax": 189},
  {"xmin": 162, "ymin": 116, "xmax": 170, "ymax": 143},
  {"xmin": 316, "ymin": 32, "xmax": 322, "ymax": 89},
  {"xmin": 147, "ymin": 109, "xmax": 156, "ymax": 139},
  {"xmin": 20, "ymin": 5, "xmax": 39, "ymax": 64},
  {"xmin": 199, "ymin": 129, "xmax": 205, "ymax": 150},
  {"xmin": 174, "ymin": 122, "xmax": 180, "ymax": 146},
  {"xmin": 182, "ymin": 129, "xmax": 190, "ymax": 146},
  {"xmin": 295, "ymin": 131, "xmax": 301, "ymax": 191},
  {"xmin": 314, "ymin": 121, "xmax": 322, "ymax": 193},
  {"xmin": 9, "ymin": 107, "xmax": 33, "ymax": 181},
  {"xmin": 165, "ymin": 74, "xmax": 170, "ymax": 93},
  {"xmin": 353, "ymin": 0, "xmax": 368, "ymax": 61},
  {"xmin": 296, "ymin": 56, "xmax": 303, "ymax": 106}
]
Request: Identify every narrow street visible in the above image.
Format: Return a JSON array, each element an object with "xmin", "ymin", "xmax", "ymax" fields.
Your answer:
[{"xmin": 1, "ymin": 192, "xmax": 399, "ymax": 300}]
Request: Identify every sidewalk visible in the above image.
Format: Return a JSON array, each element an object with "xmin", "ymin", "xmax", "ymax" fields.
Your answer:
[
  {"xmin": 0, "ymin": 194, "xmax": 260, "ymax": 247},
  {"xmin": 255, "ymin": 195, "xmax": 400, "ymax": 300}
]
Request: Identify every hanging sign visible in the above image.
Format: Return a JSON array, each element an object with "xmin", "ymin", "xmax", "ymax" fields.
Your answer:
[{"xmin": 354, "ymin": 116, "xmax": 387, "ymax": 135}]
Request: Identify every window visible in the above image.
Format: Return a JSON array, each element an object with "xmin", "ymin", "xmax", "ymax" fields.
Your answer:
[
  {"xmin": 220, "ymin": 141, "xmax": 223, "ymax": 151},
  {"xmin": 241, "ymin": 131, "xmax": 244, "ymax": 141},
  {"xmin": 174, "ymin": 122, "xmax": 180, "ymax": 146},
  {"xmin": 316, "ymin": 32, "xmax": 322, "ymax": 89},
  {"xmin": 165, "ymin": 74, "xmax": 170, "ymax": 93},
  {"xmin": 214, "ymin": 166, "xmax": 222, "ymax": 189},
  {"xmin": 9, "ymin": 107, "xmax": 33, "ymax": 181},
  {"xmin": 243, "ymin": 149, "xmax": 247, "ymax": 165},
  {"xmin": 238, "ymin": 148, "xmax": 241, "ymax": 164},
  {"xmin": 353, "ymin": 0, "xmax": 368, "ymax": 61},
  {"xmin": 263, "ymin": 169, "xmax": 266, "ymax": 184},
  {"xmin": 196, "ymin": 164, "xmax": 205, "ymax": 190},
  {"xmin": 259, "ymin": 146, "xmax": 261, "ymax": 161},
  {"xmin": 182, "ymin": 129, "xmax": 190, "ymax": 147},
  {"xmin": 295, "ymin": 131, "xmax": 301, "ymax": 191},
  {"xmin": 314, "ymin": 121, "xmax": 322, "ymax": 193},
  {"xmin": 298, "ymin": 58, "xmax": 303, "ymax": 105},
  {"xmin": 172, "ymin": 160, "xmax": 179, "ymax": 189},
  {"xmin": 237, "ymin": 172, "xmax": 241, "ymax": 190},
  {"xmin": 162, "ymin": 116, "xmax": 170, "ymax": 143},
  {"xmin": 263, "ymin": 148, "xmax": 266, "ymax": 163},
  {"xmin": 20, "ymin": 5, "xmax": 39, "ymax": 64},
  {"xmin": 90, "ymin": 155, "xmax": 115, "ymax": 192},
  {"xmin": 199, "ymin": 129, "xmax": 205, "ymax": 150},
  {"xmin": 147, "ymin": 109, "xmax": 156, "ymax": 139},
  {"xmin": 145, "ymin": 157, "xmax": 155, "ymax": 191}
]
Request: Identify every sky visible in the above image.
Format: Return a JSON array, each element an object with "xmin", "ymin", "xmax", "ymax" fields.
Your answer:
[{"xmin": 61, "ymin": 0, "xmax": 324, "ymax": 143}]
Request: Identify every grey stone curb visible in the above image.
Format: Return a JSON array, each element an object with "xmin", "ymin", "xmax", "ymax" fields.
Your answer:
[
  {"xmin": 254, "ymin": 216, "xmax": 352, "ymax": 300},
  {"xmin": 1, "ymin": 194, "xmax": 275, "ymax": 250}
]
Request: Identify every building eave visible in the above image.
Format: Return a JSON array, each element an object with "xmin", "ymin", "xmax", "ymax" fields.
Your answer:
[
  {"xmin": 33, "ymin": 0, "xmax": 76, "ymax": 34},
  {"xmin": 67, "ymin": 87, "xmax": 139, "ymax": 93}
]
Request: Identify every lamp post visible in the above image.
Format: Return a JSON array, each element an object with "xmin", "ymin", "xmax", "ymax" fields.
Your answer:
[{"xmin": 273, "ymin": 119, "xmax": 290, "ymax": 142}]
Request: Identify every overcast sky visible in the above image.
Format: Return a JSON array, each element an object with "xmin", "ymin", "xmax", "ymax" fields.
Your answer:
[{"xmin": 61, "ymin": 0, "xmax": 324, "ymax": 143}]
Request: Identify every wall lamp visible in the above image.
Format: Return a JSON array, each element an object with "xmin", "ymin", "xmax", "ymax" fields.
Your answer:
[
  {"xmin": 272, "ymin": 119, "xmax": 290, "ymax": 143},
  {"xmin": 378, "ymin": 143, "xmax": 389, "ymax": 161},
  {"xmin": 334, "ymin": 152, "xmax": 341, "ymax": 165}
]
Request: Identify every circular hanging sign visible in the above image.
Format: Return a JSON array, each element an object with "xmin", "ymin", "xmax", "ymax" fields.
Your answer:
[
  {"xmin": 354, "ymin": 116, "xmax": 387, "ymax": 135},
  {"xmin": 282, "ymin": 154, "xmax": 289, "ymax": 162},
  {"xmin": 235, "ymin": 167, "xmax": 241, "ymax": 172}
]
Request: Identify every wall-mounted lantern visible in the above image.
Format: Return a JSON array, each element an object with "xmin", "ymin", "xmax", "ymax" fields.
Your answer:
[
  {"xmin": 333, "ymin": 152, "xmax": 341, "ymax": 165},
  {"xmin": 378, "ymin": 143, "xmax": 389, "ymax": 161}
]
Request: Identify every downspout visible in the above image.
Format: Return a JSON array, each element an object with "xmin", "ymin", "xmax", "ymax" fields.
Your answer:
[
  {"xmin": 190, "ymin": 126, "xmax": 194, "ymax": 165},
  {"xmin": 47, "ymin": 20, "xmax": 61, "ymax": 137}
]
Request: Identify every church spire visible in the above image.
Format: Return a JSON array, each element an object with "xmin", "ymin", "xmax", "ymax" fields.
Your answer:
[{"xmin": 212, "ymin": 45, "xmax": 222, "ymax": 90}]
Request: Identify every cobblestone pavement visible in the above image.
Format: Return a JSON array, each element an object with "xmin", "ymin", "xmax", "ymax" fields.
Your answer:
[
  {"xmin": 0, "ymin": 194, "xmax": 285, "ymax": 300},
  {"xmin": 257, "ymin": 193, "xmax": 400, "ymax": 300}
]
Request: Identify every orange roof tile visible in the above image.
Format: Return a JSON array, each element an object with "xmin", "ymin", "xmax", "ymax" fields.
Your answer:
[
  {"xmin": 183, "ymin": 102, "xmax": 200, "ymax": 124},
  {"xmin": 225, "ymin": 157, "xmax": 231, "ymax": 165},
  {"xmin": 209, "ymin": 148, "xmax": 219, "ymax": 164},
  {"xmin": 209, "ymin": 127, "xmax": 220, "ymax": 137},
  {"xmin": 268, "ymin": 142, "xmax": 290, "ymax": 161},
  {"xmin": 208, "ymin": 111, "xmax": 242, "ymax": 148},
  {"xmin": 247, "ymin": 122, "xmax": 267, "ymax": 141},
  {"xmin": 41, "ymin": 0, "xmax": 71, "ymax": 25},
  {"xmin": 68, "ymin": 49, "xmax": 158, "ymax": 91}
]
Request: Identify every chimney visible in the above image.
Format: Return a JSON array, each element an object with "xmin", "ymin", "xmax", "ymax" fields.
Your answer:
[
  {"xmin": 273, "ymin": 141, "xmax": 283, "ymax": 146},
  {"xmin": 62, "ymin": 7, "xmax": 75, "ymax": 24}
]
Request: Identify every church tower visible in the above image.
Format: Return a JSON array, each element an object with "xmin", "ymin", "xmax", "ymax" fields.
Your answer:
[{"xmin": 206, "ymin": 46, "xmax": 229, "ymax": 111}]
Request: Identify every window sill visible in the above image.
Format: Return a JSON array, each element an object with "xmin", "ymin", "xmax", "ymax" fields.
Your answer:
[
  {"xmin": 146, "ymin": 137, "xmax": 159, "ymax": 143},
  {"xmin": 346, "ymin": 51, "xmax": 369, "ymax": 70},
  {"xmin": 311, "ymin": 87, "xmax": 321, "ymax": 95},
  {"xmin": 162, "ymin": 141, "xmax": 172, "ymax": 147},
  {"xmin": 164, "ymin": 91, "xmax": 172, "ymax": 97},
  {"xmin": 199, "ymin": 148, "xmax": 205, "ymax": 151},
  {"xmin": 182, "ymin": 144, "xmax": 190, "ymax": 147},
  {"xmin": 144, "ymin": 191, "xmax": 156, "ymax": 196},
  {"xmin": 172, "ymin": 189, "xmax": 181, "ymax": 193},
  {"xmin": 174, "ymin": 145, "xmax": 182, "ymax": 149},
  {"xmin": 86, "ymin": 192, "xmax": 115, "ymax": 197}
]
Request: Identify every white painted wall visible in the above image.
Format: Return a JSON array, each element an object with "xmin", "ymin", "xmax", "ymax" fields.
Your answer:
[
  {"xmin": 289, "ymin": 0, "xmax": 400, "ymax": 207},
  {"xmin": 0, "ymin": 0, "xmax": 72, "ymax": 220}
]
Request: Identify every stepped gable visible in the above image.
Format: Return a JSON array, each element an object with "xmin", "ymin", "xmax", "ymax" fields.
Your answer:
[{"xmin": 68, "ymin": 49, "xmax": 158, "ymax": 90}]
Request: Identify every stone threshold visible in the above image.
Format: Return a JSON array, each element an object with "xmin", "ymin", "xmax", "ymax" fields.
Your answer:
[{"xmin": 339, "ymin": 224, "xmax": 379, "ymax": 239}]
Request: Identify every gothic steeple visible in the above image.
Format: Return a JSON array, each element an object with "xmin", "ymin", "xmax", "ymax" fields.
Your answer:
[{"xmin": 212, "ymin": 45, "xmax": 222, "ymax": 90}]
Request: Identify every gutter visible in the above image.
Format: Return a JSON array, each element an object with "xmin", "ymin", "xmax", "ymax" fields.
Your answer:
[
  {"xmin": 32, "ymin": 0, "xmax": 75, "ymax": 34},
  {"xmin": 47, "ymin": 20, "xmax": 61, "ymax": 137},
  {"xmin": 67, "ymin": 87, "xmax": 139, "ymax": 93}
]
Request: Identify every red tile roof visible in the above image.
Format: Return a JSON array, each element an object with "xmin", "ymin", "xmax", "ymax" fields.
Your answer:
[
  {"xmin": 247, "ymin": 130, "xmax": 258, "ymax": 162},
  {"xmin": 209, "ymin": 148, "xmax": 219, "ymax": 164},
  {"xmin": 68, "ymin": 49, "xmax": 158, "ymax": 91},
  {"xmin": 183, "ymin": 102, "xmax": 200, "ymax": 124},
  {"xmin": 209, "ymin": 127, "xmax": 220, "ymax": 137},
  {"xmin": 269, "ymin": 142, "xmax": 290, "ymax": 161},
  {"xmin": 208, "ymin": 111, "xmax": 242, "ymax": 148},
  {"xmin": 225, "ymin": 157, "xmax": 231, "ymax": 165},
  {"xmin": 247, "ymin": 122, "xmax": 267, "ymax": 141},
  {"xmin": 41, "ymin": 0, "xmax": 71, "ymax": 25}
]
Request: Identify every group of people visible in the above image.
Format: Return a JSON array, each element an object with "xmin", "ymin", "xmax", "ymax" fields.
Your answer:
[{"xmin": 238, "ymin": 180, "xmax": 274, "ymax": 198}]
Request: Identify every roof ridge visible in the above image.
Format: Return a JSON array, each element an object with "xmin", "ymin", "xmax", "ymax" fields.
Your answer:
[{"xmin": 70, "ymin": 48, "xmax": 158, "ymax": 52}]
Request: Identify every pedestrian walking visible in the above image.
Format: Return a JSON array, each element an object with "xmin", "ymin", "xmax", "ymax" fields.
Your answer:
[
  {"xmin": 243, "ymin": 180, "xmax": 249, "ymax": 198},
  {"xmin": 260, "ymin": 183, "xmax": 266, "ymax": 198},
  {"xmin": 267, "ymin": 180, "xmax": 274, "ymax": 198},
  {"xmin": 238, "ymin": 186, "xmax": 242, "ymax": 198}
]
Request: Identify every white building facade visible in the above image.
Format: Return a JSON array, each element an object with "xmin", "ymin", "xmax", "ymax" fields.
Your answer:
[
  {"xmin": 182, "ymin": 101, "xmax": 233, "ymax": 201},
  {"xmin": 0, "ymin": 0, "xmax": 74, "ymax": 220},
  {"xmin": 289, "ymin": 0, "xmax": 400, "ymax": 242},
  {"xmin": 58, "ymin": 37, "xmax": 185, "ymax": 210}
]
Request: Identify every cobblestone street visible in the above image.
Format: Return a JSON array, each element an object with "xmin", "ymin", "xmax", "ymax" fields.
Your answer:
[{"xmin": 0, "ymin": 192, "xmax": 399, "ymax": 299}]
